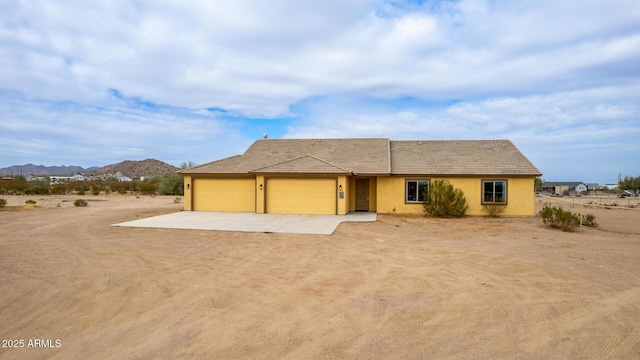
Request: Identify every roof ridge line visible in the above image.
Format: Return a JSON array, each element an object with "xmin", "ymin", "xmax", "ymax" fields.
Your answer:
[{"xmin": 250, "ymin": 154, "xmax": 351, "ymax": 173}]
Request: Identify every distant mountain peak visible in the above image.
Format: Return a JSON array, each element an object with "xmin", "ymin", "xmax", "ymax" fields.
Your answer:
[{"xmin": 87, "ymin": 159, "xmax": 178, "ymax": 179}]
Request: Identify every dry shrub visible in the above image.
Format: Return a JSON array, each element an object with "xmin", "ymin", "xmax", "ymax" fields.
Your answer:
[{"xmin": 482, "ymin": 204, "xmax": 506, "ymax": 217}]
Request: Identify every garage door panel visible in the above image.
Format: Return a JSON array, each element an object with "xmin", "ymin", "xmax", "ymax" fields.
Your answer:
[
  {"xmin": 193, "ymin": 178, "xmax": 255, "ymax": 211},
  {"xmin": 266, "ymin": 178, "xmax": 336, "ymax": 215}
]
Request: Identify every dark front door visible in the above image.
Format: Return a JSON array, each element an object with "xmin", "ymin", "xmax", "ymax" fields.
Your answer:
[{"xmin": 355, "ymin": 178, "xmax": 369, "ymax": 211}]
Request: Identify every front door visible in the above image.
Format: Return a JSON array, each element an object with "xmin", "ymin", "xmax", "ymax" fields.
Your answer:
[{"xmin": 355, "ymin": 178, "xmax": 369, "ymax": 211}]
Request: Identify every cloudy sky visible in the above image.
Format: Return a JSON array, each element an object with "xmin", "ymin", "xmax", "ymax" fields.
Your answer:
[{"xmin": 1, "ymin": 0, "xmax": 639, "ymax": 183}]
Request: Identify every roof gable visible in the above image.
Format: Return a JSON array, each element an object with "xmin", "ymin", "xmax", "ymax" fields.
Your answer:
[{"xmin": 251, "ymin": 154, "xmax": 350, "ymax": 174}]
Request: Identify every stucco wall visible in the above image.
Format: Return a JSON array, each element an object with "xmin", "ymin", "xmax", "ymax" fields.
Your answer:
[
  {"xmin": 183, "ymin": 175, "xmax": 192, "ymax": 211},
  {"xmin": 377, "ymin": 176, "xmax": 535, "ymax": 216}
]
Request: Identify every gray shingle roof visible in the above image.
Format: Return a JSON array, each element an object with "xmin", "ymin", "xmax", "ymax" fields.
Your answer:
[
  {"xmin": 251, "ymin": 155, "xmax": 351, "ymax": 174},
  {"xmin": 181, "ymin": 138, "xmax": 390, "ymax": 175},
  {"xmin": 180, "ymin": 138, "xmax": 541, "ymax": 176},
  {"xmin": 390, "ymin": 140, "xmax": 541, "ymax": 176}
]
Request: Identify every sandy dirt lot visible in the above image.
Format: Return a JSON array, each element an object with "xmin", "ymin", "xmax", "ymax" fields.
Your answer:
[{"xmin": 1, "ymin": 194, "xmax": 640, "ymax": 359}]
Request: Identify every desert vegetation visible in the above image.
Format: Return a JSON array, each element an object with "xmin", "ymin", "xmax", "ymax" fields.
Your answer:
[
  {"xmin": 539, "ymin": 205, "xmax": 597, "ymax": 231},
  {"xmin": 422, "ymin": 179, "xmax": 468, "ymax": 218},
  {"xmin": 0, "ymin": 177, "xmax": 183, "ymax": 196},
  {"xmin": 482, "ymin": 204, "xmax": 506, "ymax": 217},
  {"xmin": 73, "ymin": 199, "xmax": 88, "ymax": 207}
]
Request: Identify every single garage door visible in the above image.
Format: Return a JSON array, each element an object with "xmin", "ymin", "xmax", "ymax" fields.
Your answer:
[
  {"xmin": 266, "ymin": 178, "xmax": 336, "ymax": 215},
  {"xmin": 193, "ymin": 178, "xmax": 255, "ymax": 211}
]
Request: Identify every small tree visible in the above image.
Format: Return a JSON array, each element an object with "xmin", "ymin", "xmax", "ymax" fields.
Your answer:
[
  {"xmin": 423, "ymin": 179, "xmax": 468, "ymax": 218},
  {"xmin": 180, "ymin": 161, "xmax": 197, "ymax": 170},
  {"xmin": 158, "ymin": 172, "xmax": 184, "ymax": 195}
]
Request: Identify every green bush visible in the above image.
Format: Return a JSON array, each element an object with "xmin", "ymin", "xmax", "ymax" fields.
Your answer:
[
  {"xmin": 74, "ymin": 199, "xmax": 88, "ymax": 207},
  {"xmin": 582, "ymin": 213, "xmax": 598, "ymax": 227},
  {"xmin": 50, "ymin": 183, "xmax": 68, "ymax": 195},
  {"xmin": 422, "ymin": 179, "xmax": 468, "ymax": 218},
  {"xmin": 482, "ymin": 204, "xmax": 506, "ymax": 217},
  {"xmin": 25, "ymin": 179, "xmax": 50, "ymax": 195},
  {"xmin": 0, "ymin": 198, "xmax": 6, "ymax": 208},
  {"xmin": 539, "ymin": 205, "xmax": 580, "ymax": 231},
  {"xmin": 158, "ymin": 173, "xmax": 184, "ymax": 195},
  {"xmin": 139, "ymin": 181, "xmax": 158, "ymax": 195},
  {"xmin": 25, "ymin": 199, "xmax": 37, "ymax": 205}
]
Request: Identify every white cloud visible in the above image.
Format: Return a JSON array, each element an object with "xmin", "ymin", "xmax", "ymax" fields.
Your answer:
[{"xmin": 0, "ymin": 0, "xmax": 639, "ymax": 181}]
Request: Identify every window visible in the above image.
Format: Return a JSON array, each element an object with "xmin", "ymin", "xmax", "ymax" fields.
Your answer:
[
  {"xmin": 483, "ymin": 180, "xmax": 507, "ymax": 204},
  {"xmin": 406, "ymin": 180, "xmax": 429, "ymax": 203}
]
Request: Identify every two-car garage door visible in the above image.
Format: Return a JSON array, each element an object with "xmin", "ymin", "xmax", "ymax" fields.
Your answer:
[
  {"xmin": 266, "ymin": 178, "xmax": 336, "ymax": 215},
  {"xmin": 192, "ymin": 177, "xmax": 336, "ymax": 214}
]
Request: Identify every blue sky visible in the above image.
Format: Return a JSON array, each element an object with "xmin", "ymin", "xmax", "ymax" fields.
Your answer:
[{"xmin": 1, "ymin": 0, "xmax": 638, "ymax": 183}]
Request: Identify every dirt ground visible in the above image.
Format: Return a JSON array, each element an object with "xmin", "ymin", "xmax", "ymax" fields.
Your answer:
[{"xmin": 1, "ymin": 194, "xmax": 639, "ymax": 359}]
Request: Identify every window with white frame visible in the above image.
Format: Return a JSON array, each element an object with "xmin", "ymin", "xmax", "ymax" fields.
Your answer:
[
  {"xmin": 482, "ymin": 180, "xmax": 507, "ymax": 204},
  {"xmin": 406, "ymin": 179, "xmax": 429, "ymax": 203}
]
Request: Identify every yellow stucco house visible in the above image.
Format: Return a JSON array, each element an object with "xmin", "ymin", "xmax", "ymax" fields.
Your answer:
[{"xmin": 179, "ymin": 138, "xmax": 542, "ymax": 216}]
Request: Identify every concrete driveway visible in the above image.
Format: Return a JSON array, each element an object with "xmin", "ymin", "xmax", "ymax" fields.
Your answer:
[{"xmin": 113, "ymin": 211, "xmax": 377, "ymax": 235}]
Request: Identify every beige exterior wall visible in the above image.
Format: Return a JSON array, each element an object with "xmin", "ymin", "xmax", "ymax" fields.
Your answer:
[{"xmin": 377, "ymin": 176, "xmax": 536, "ymax": 216}]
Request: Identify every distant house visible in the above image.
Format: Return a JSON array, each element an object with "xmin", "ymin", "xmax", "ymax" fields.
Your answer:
[
  {"xmin": 26, "ymin": 175, "xmax": 47, "ymax": 182},
  {"xmin": 585, "ymin": 183, "xmax": 601, "ymax": 192},
  {"xmin": 180, "ymin": 138, "xmax": 542, "ymax": 216},
  {"xmin": 539, "ymin": 182, "xmax": 587, "ymax": 195}
]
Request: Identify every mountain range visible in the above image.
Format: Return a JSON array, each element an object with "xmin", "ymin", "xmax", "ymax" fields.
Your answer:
[{"xmin": 0, "ymin": 159, "xmax": 179, "ymax": 179}]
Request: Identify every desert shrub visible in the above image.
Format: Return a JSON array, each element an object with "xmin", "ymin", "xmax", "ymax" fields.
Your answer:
[
  {"xmin": 25, "ymin": 179, "xmax": 50, "ymax": 195},
  {"xmin": 174, "ymin": 196, "xmax": 182, "ymax": 203},
  {"xmin": 25, "ymin": 199, "xmax": 37, "ymax": 205},
  {"xmin": 91, "ymin": 185, "xmax": 101, "ymax": 195},
  {"xmin": 423, "ymin": 179, "xmax": 468, "ymax": 218},
  {"xmin": 0, "ymin": 180, "xmax": 27, "ymax": 194},
  {"xmin": 139, "ymin": 180, "xmax": 158, "ymax": 195},
  {"xmin": 482, "ymin": 204, "xmax": 506, "ymax": 217},
  {"xmin": 539, "ymin": 205, "xmax": 557, "ymax": 227},
  {"xmin": 158, "ymin": 173, "xmax": 184, "ymax": 195},
  {"xmin": 74, "ymin": 199, "xmax": 88, "ymax": 207},
  {"xmin": 50, "ymin": 183, "xmax": 68, "ymax": 195},
  {"xmin": 539, "ymin": 205, "xmax": 580, "ymax": 231},
  {"xmin": 582, "ymin": 214, "xmax": 598, "ymax": 227},
  {"xmin": 0, "ymin": 198, "xmax": 6, "ymax": 208}
]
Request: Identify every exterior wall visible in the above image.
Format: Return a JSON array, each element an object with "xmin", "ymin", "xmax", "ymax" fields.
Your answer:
[
  {"xmin": 337, "ymin": 175, "xmax": 348, "ymax": 215},
  {"xmin": 256, "ymin": 175, "xmax": 265, "ymax": 213},
  {"xmin": 183, "ymin": 175, "xmax": 192, "ymax": 211},
  {"xmin": 376, "ymin": 176, "xmax": 536, "ymax": 216}
]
